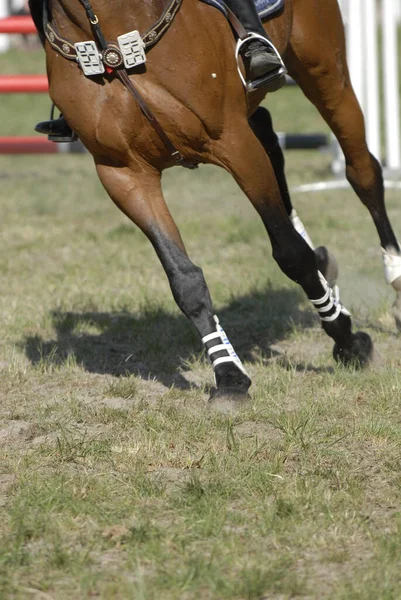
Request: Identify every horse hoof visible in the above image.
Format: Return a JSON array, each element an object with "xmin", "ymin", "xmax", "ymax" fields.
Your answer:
[
  {"xmin": 208, "ymin": 387, "xmax": 250, "ymax": 414},
  {"xmin": 333, "ymin": 331, "xmax": 373, "ymax": 368},
  {"xmin": 315, "ymin": 246, "xmax": 339, "ymax": 289}
]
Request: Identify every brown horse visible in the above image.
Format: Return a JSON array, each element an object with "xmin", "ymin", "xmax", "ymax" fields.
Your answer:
[{"xmin": 29, "ymin": 0, "xmax": 401, "ymax": 401}]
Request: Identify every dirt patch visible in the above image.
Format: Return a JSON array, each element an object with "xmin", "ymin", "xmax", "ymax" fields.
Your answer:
[
  {"xmin": 0, "ymin": 421, "xmax": 42, "ymax": 445},
  {"xmin": 0, "ymin": 473, "xmax": 16, "ymax": 506},
  {"xmin": 30, "ymin": 432, "xmax": 59, "ymax": 447},
  {"xmin": 147, "ymin": 466, "xmax": 191, "ymax": 494},
  {"xmin": 102, "ymin": 524, "xmax": 130, "ymax": 543},
  {"xmin": 295, "ymin": 540, "xmax": 374, "ymax": 598},
  {"xmin": 270, "ymin": 335, "xmax": 333, "ymax": 371},
  {"xmin": 98, "ymin": 397, "xmax": 133, "ymax": 410},
  {"xmin": 235, "ymin": 420, "xmax": 283, "ymax": 444}
]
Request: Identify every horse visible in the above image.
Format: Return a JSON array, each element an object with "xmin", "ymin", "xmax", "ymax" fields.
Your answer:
[{"xmin": 28, "ymin": 0, "xmax": 401, "ymax": 403}]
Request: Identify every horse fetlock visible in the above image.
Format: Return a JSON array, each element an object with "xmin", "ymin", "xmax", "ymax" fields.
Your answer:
[
  {"xmin": 333, "ymin": 331, "xmax": 374, "ymax": 368},
  {"xmin": 322, "ymin": 311, "xmax": 352, "ymax": 346},
  {"xmin": 321, "ymin": 303, "xmax": 373, "ymax": 369},
  {"xmin": 382, "ymin": 246, "xmax": 401, "ymax": 286},
  {"xmin": 382, "ymin": 249, "xmax": 401, "ymax": 331},
  {"xmin": 314, "ymin": 246, "xmax": 339, "ymax": 289},
  {"xmin": 202, "ymin": 315, "xmax": 251, "ymax": 395},
  {"xmin": 310, "ymin": 271, "xmax": 350, "ymax": 326}
]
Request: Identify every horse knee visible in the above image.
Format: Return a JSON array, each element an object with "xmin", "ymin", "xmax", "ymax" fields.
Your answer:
[
  {"xmin": 151, "ymin": 232, "xmax": 214, "ymax": 330},
  {"xmin": 169, "ymin": 264, "xmax": 212, "ymax": 320}
]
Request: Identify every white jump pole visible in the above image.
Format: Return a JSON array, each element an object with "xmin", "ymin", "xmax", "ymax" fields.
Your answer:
[
  {"xmin": 347, "ymin": 0, "xmax": 365, "ymax": 115},
  {"xmin": 0, "ymin": 0, "xmax": 10, "ymax": 53},
  {"xmin": 298, "ymin": 0, "xmax": 401, "ymax": 192},
  {"xmin": 332, "ymin": 0, "xmax": 366, "ymax": 175},
  {"xmin": 333, "ymin": 0, "xmax": 400, "ymax": 175},
  {"xmin": 382, "ymin": 0, "xmax": 401, "ymax": 170},
  {"xmin": 331, "ymin": 0, "xmax": 347, "ymax": 175}
]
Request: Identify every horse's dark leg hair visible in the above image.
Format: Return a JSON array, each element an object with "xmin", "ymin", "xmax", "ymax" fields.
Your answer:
[
  {"xmin": 249, "ymin": 107, "xmax": 341, "ymax": 286},
  {"xmin": 346, "ymin": 157, "xmax": 398, "ymax": 250},
  {"xmin": 256, "ymin": 203, "xmax": 372, "ymax": 363},
  {"xmin": 150, "ymin": 230, "xmax": 252, "ymax": 394},
  {"xmin": 259, "ymin": 209, "xmax": 345, "ymax": 338},
  {"xmin": 95, "ymin": 160, "xmax": 251, "ymax": 396},
  {"xmin": 249, "ymin": 107, "xmax": 293, "ymax": 216},
  {"xmin": 150, "ymin": 229, "xmax": 215, "ymax": 333},
  {"xmin": 218, "ymin": 125, "xmax": 373, "ymax": 366}
]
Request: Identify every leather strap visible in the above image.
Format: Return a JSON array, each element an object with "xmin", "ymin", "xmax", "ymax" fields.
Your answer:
[
  {"xmin": 142, "ymin": 0, "xmax": 182, "ymax": 49},
  {"xmin": 222, "ymin": 2, "xmax": 249, "ymax": 40},
  {"xmin": 79, "ymin": 0, "xmax": 108, "ymax": 50},
  {"xmin": 46, "ymin": 23, "xmax": 76, "ymax": 60},
  {"xmin": 117, "ymin": 70, "xmax": 195, "ymax": 168},
  {"xmin": 45, "ymin": 0, "xmax": 183, "ymax": 58}
]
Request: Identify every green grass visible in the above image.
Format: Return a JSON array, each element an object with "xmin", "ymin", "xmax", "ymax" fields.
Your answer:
[{"xmin": 1, "ymin": 44, "xmax": 401, "ymax": 599}]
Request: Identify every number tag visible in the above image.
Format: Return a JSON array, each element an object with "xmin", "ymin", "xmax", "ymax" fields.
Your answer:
[
  {"xmin": 74, "ymin": 41, "xmax": 105, "ymax": 76},
  {"xmin": 117, "ymin": 30, "xmax": 146, "ymax": 69}
]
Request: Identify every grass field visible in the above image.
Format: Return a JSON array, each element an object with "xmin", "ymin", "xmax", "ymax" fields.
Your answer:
[{"xmin": 1, "ymin": 41, "xmax": 401, "ymax": 600}]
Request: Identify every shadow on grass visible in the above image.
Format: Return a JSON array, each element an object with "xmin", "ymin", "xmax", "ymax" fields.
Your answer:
[{"xmin": 24, "ymin": 285, "xmax": 321, "ymax": 389}]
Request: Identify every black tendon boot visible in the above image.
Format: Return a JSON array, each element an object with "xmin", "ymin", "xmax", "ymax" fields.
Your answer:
[
  {"xmin": 224, "ymin": 0, "xmax": 287, "ymax": 91},
  {"xmin": 35, "ymin": 105, "xmax": 77, "ymax": 142}
]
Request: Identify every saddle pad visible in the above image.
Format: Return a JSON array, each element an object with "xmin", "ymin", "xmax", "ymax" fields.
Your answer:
[{"xmin": 200, "ymin": 0, "xmax": 284, "ymax": 22}]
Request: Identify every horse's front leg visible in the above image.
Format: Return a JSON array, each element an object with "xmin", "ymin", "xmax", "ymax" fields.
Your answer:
[
  {"xmin": 214, "ymin": 123, "xmax": 373, "ymax": 367},
  {"xmin": 95, "ymin": 159, "xmax": 251, "ymax": 403}
]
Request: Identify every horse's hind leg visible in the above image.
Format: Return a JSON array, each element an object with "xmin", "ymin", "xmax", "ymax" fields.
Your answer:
[
  {"xmin": 249, "ymin": 107, "xmax": 294, "ymax": 218},
  {"xmin": 95, "ymin": 159, "xmax": 251, "ymax": 401},
  {"xmin": 249, "ymin": 106, "xmax": 339, "ymax": 288},
  {"xmin": 287, "ymin": 0, "xmax": 401, "ymax": 325},
  {"xmin": 214, "ymin": 122, "xmax": 373, "ymax": 367}
]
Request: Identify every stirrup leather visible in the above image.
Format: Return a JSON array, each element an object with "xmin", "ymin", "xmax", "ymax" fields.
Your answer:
[{"xmin": 236, "ymin": 32, "xmax": 287, "ymax": 92}]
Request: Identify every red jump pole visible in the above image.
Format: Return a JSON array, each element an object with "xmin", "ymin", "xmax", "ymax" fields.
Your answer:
[
  {"xmin": 0, "ymin": 137, "xmax": 58, "ymax": 154},
  {"xmin": 0, "ymin": 75, "xmax": 48, "ymax": 93},
  {"xmin": 0, "ymin": 16, "xmax": 36, "ymax": 35}
]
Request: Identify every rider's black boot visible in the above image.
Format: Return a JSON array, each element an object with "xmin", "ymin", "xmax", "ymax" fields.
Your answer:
[
  {"xmin": 35, "ymin": 108, "xmax": 77, "ymax": 142},
  {"xmin": 224, "ymin": 0, "xmax": 287, "ymax": 91}
]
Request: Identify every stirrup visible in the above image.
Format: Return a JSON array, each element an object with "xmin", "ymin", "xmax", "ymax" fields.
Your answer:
[
  {"xmin": 48, "ymin": 131, "xmax": 78, "ymax": 143},
  {"xmin": 236, "ymin": 32, "xmax": 287, "ymax": 92},
  {"xmin": 245, "ymin": 66, "xmax": 287, "ymax": 92}
]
